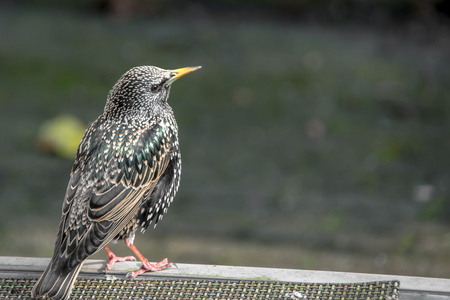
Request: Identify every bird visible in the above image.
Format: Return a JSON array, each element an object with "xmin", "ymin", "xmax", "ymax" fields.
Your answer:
[{"xmin": 31, "ymin": 65, "xmax": 201, "ymax": 300}]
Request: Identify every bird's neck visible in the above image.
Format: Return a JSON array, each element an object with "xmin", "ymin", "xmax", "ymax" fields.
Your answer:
[{"xmin": 103, "ymin": 105, "xmax": 177, "ymax": 131}]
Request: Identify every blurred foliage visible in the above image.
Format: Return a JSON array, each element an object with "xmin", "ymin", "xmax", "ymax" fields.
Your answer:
[
  {"xmin": 396, "ymin": 233, "xmax": 416, "ymax": 255},
  {"xmin": 36, "ymin": 114, "xmax": 86, "ymax": 159},
  {"xmin": 0, "ymin": 1, "xmax": 449, "ymax": 277},
  {"xmin": 322, "ymin": 209, "xmax": 346, "ymax": 233},
  {"xmin": 421, "ymin": 196, "xmax": 449, "ymax": 221},
  {"xmin": 14, "ymin": 0, "xmax": 450, "ymax": 24}
]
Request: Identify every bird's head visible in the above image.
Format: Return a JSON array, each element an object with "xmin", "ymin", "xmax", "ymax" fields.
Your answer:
[{"xmin": 104, "ymin": 65, "xmax": 201, "ymax": 122}]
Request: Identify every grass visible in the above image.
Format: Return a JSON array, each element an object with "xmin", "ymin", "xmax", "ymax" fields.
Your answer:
[{"xmin": 0, "ymin": 5, "xmax": 449, "ymax": 277}]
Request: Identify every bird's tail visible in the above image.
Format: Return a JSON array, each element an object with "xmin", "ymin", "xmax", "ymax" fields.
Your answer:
[{"xmin": 31, "ymin": 259, "xmax": 84, "ymax": 300}]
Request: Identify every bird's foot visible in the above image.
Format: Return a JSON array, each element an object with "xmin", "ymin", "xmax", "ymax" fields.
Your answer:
[
  {"xmin": 127, "ymin": 258, "xmax": 173, "ymax": 278},
  {"xmin": 104, "ymin": 246, "xmax": 136, "ymax": 270},
  {"xmin": 106, "ymin": 254, "xmax": 136, "ymax": 270}
]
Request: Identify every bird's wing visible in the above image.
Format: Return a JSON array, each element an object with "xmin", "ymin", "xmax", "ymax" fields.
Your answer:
[
  {"xmin": 54, "ymin": 119, "xmax": 173, "ymax": 271},
  {"xmin": 87, "ymin": 123, "xmax": 173, "ymax": 223}
]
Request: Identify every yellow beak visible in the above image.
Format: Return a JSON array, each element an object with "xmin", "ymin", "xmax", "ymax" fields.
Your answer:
[{"xmin": 167, "ymin": 66, "xmax": 202, "ymax": 85}]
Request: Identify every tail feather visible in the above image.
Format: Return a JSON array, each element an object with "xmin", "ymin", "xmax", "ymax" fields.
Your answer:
[{"xmin": 32, "ymin": 260, "xmax": 84, "ymax": 300}]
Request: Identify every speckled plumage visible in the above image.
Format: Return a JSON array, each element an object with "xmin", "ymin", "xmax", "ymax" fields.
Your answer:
[{"xmin": 32, "ymin": 65, "xmax": 200, "ymax": 300}]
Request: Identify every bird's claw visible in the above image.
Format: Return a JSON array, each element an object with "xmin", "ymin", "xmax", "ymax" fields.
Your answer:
[
  {"xmin": 105, "ymin": 255, "xmax": 136, "ymax": 271},
  {"xmin": 126, "ymin": 258, "xmax": 173, "ymax": 279}
]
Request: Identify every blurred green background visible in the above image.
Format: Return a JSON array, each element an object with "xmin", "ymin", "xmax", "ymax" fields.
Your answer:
[{"xmin": 1, "ymin": 0, "xmax": 450, "ymax": 278}]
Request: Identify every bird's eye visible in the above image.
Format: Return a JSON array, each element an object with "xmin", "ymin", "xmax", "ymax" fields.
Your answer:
[{"xmin": 150, "ymin": 85, "xmax": 160, "ymax": 93}]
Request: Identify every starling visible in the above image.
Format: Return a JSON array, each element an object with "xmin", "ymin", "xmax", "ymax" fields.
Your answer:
[{"xmin": 32, "ymin": 65, "xmax": 201, "ymax": 300}]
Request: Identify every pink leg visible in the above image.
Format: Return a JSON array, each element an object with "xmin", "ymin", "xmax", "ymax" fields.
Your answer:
[
  {"xmin": 124, "ymin": 238, "xmax": 173, "ymax": 278},
  {"xmin": 104, "ymin": 245, "xmax": 136, "ymax": 270}
]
